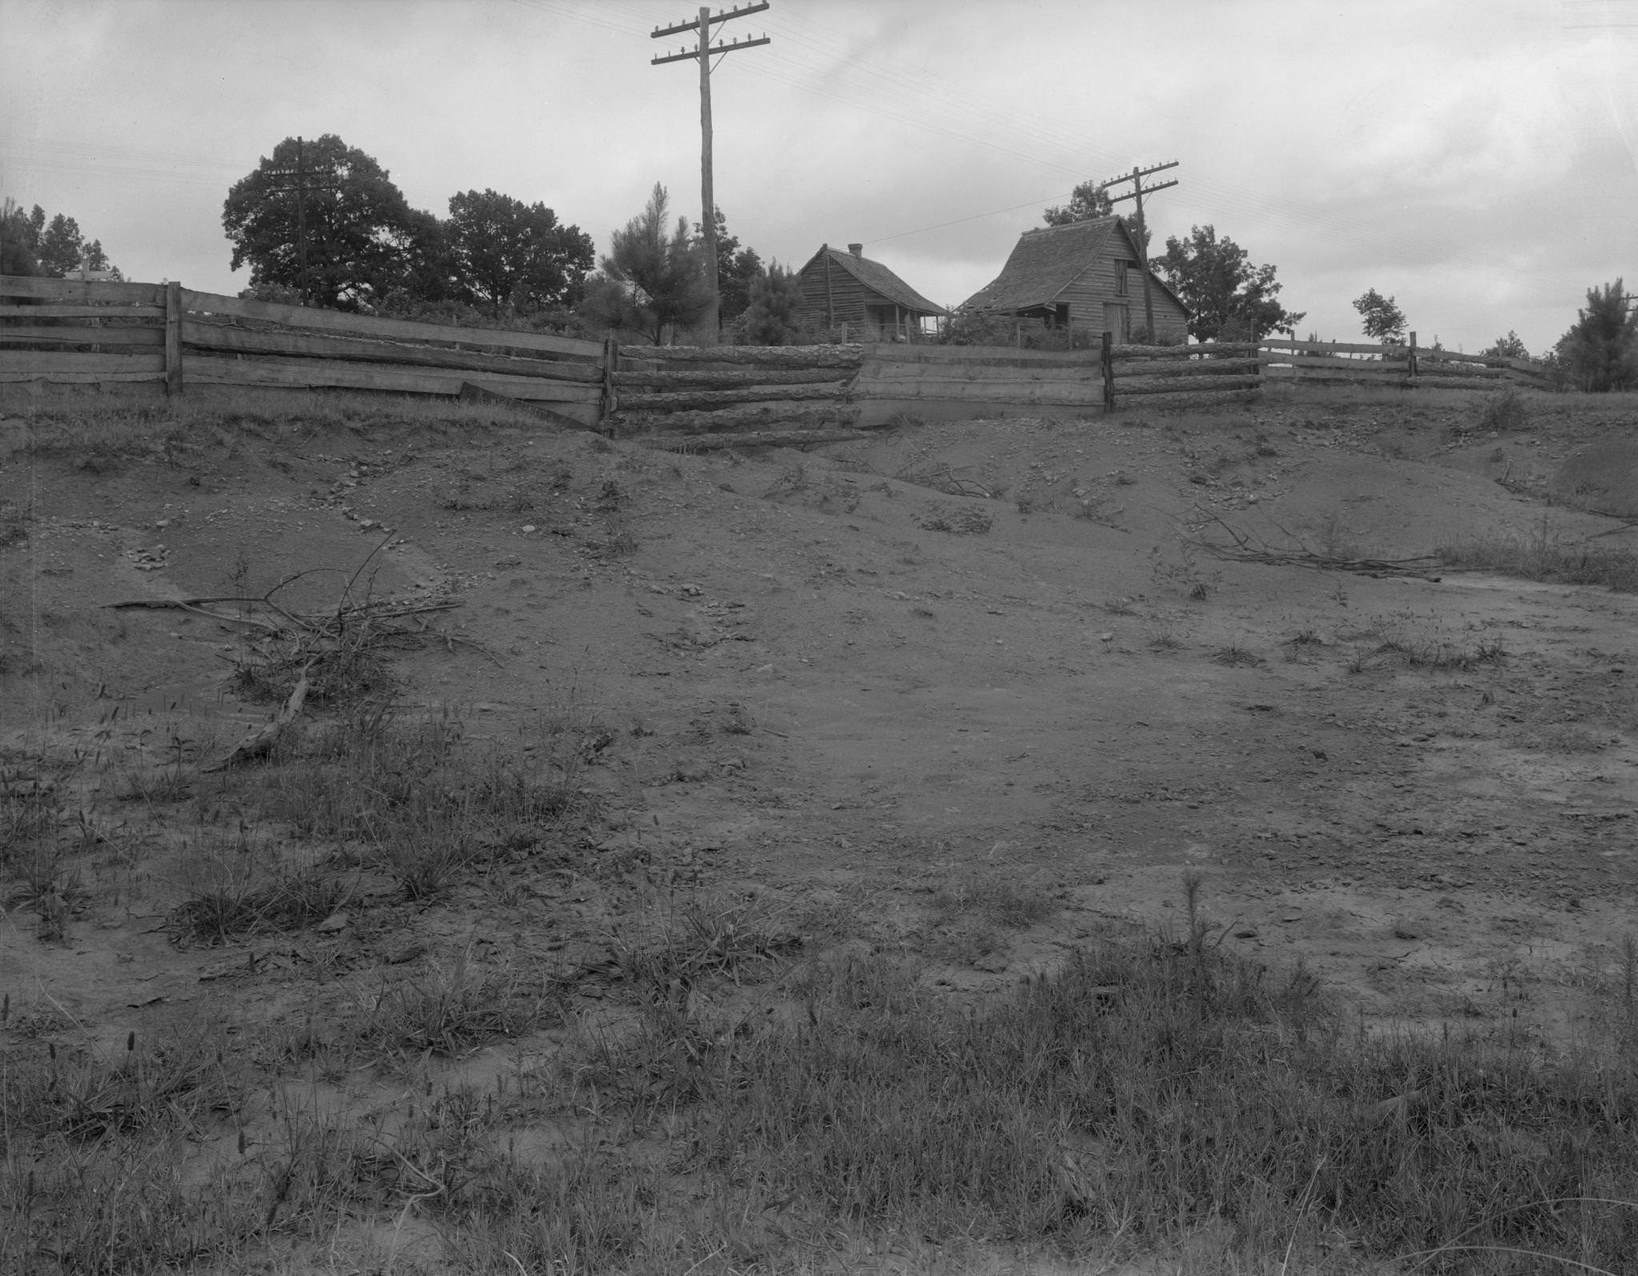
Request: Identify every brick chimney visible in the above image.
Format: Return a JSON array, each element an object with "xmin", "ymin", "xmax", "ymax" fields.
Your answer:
[{"xmin": 847, "ymin": 243, "xmax": 863, "ymax": 257}]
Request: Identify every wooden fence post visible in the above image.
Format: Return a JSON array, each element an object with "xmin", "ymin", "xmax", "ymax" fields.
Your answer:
[
  {"xmin": 1408, "ymin": 330, "xmax": 1418, "ymax": 384},
  {"xmin": 163, "ymin": 281, "xmax": 183, "ymax": 395},
  {"xmin": 599, "ymin": 334, "xmax": 619, "ymax": 428},
  {"xmin": 1101, "ymin": 331, "xmax": 1115, "ymax": 411}
]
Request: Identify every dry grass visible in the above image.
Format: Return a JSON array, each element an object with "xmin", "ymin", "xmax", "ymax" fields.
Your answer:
[{"xmin": 1439, "ymin": 523, "xmax": 1638, "ymax": 593}]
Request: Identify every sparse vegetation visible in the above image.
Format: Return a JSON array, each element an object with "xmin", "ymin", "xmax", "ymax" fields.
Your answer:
[
  {"xmin": 6, "ymin": 384, "xmax": 1638, "ymax": 1275},
  {"xmin": 1440, "ymin": 522, "xmax": 1638, "ymax": 593}
]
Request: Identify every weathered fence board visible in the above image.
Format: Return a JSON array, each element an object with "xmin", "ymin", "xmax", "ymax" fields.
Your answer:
[
  {"xmin": 614, "ymin": 366, "xmax": 848, "ymax": 389},
  {"xmin": 183, "ymin": 352, "xmax": 602, "ymax": 402},
  {"xmin": 0, "ymin": 304, "xmax": 167, "ymax": 319},
  {"xmin": 617, "ymin": 381, "xmax": 853, "ymax": 411},
  {"xmin": 0, "ymin": 349, "xmax": 165, "ymax": 379},
  {"xmin": 0, "ymin": 276, "xmax": 167, "ymax": 305},
  {"xmin": 880, "ymin": 344, "xmax": 1095, "ymax": 369},
  {"xmin": 179, "ymin": 289, "xmax": 601, "ymax": 359},
  {"xmin": 181, "ymin": 320, "xmax": 605, "ymax": 381},
  {"xmin": 1263, "ymin": 354, "xmax": 1412, "ymax": 373},
  {"xmin": 0, "ymin": 325, "xmax": 166, "ymax": 346},
  {"xmin": 1117, "ymin": 375, "xmax": 1264, "ymax": 397},
  {"xmin": 619, "ymin": 343, "xmax": 863, "ymax": 368}
]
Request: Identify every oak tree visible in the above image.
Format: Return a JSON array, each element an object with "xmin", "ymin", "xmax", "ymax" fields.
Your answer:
[
  {"xmin": 222, "ymin": 134, "xmax": 421, "ymax": 309},
  {"xmin": 1154, "ymin": 225, "xmax": 1303, "ymax": 342},
  {"xmin": 445, "ymin": 188, "xmax": 594, "ymax": 315}
]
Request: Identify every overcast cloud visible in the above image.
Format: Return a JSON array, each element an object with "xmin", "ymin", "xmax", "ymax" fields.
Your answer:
[{"xmin": 3, "ymin": 0, "xmax": 1633, "ymax": 355}]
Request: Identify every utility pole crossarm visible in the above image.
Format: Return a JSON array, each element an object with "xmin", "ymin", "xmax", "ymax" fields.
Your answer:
[
  {"xmin": 650, "ymin": 1, "xmax": 769, "ymax": 38},
  {"xmin": 651, "ymin": 33, "xmax": 770, "ymax": 65},
  {"xmin": 1098, "ymin": 159, "xmax": 1180, "ymax": 190},
  {"xmin": 1104, "ymin": 179, "xmax": 1177, "ymax": 205}
]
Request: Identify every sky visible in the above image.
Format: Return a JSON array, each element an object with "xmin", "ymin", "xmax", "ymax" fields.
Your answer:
[{"xmin": 2, "ymin": 0, "xmax": 1634, "ymax": 355}]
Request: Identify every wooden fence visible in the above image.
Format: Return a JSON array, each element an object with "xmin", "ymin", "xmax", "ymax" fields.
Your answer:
[
  {"xmin": 1102, "ymin": 331, "xmax": 1550, "ymax": 409},
  {"xmin": 0, "ymin": 274, "xmax": 607, "ymax": 427},
  {"xmin": 3, "ymin": 275, "xmax": 1556, "ymax": 433}
]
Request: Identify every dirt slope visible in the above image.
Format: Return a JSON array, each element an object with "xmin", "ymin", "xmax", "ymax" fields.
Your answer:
[{"xmin": 2, "ymin": 387, "xmax": 1636, "ymax": 1269}]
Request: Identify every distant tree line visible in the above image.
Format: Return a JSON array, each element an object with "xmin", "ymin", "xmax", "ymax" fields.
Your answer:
[
  {"xmin": 1, "ymin": 198, "xmax": 121, "ymax": 279},
  {"xmin": 217, "ymin": 133, "xmax": 805, "ymax": 345}
]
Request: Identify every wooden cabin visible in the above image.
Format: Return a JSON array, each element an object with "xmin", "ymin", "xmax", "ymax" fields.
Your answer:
[
  {"xmin": 961, "ymin": 217, "xmax": 1188, "ymax": 344},
  {"xmin": 794, "ymin": 243, "xmax": 947, "ymax": 341}
]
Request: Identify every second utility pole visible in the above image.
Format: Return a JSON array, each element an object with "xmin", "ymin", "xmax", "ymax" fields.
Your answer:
[
  {"xmin": 1102, "ymin": 161, "xmax": 1179, "ymax": 344},
  {"xmin": 652, "ymin": 4, "xmax": 771, "ymax": 344}
]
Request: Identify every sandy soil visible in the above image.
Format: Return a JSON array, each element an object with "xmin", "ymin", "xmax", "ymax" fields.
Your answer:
[{"xmin": 2, "ymin": 387, "xmax": 1636, "ymax": 1270}]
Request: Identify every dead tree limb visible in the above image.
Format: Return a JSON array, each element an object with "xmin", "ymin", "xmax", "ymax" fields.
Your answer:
[{"xmin": 202, "ymin": 664, "xmax": 311, "ymax": 771}]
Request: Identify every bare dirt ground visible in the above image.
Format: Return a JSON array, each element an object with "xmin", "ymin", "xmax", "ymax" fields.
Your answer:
[{"xmin": 3, "ymin": 384, "xmax": 1636, "ymax": 1272}]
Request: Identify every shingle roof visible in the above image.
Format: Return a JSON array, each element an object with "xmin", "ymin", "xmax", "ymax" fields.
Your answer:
[
  {"xmin": 960, "ymin": 216, "xmax": 1185, "ymax": 315},
  {"xmin": 962, "ymin": 217, "xmax": 1119, "ymax": 312},
  {"xmin": 804, "ymin": 245, "xmax": 948, "ymax": 316}
]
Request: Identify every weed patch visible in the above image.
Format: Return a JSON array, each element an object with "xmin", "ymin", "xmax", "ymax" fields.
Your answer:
[
  {"xmin": 1439, "ymin": 527, "xmax": 1638, "ymax": 593},
  {"xmin": 353, "ymin": 953, "xmax": 563, "ymax": 1061}
]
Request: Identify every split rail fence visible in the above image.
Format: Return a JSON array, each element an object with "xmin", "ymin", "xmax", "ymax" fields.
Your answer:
[
  {"xmin": 3, "ymin": 275, "xmax": 1557, "ymax": 435},
  {"xmin": 1103, "ymin": 331, "xmax": 1549, "ymax": 409}
]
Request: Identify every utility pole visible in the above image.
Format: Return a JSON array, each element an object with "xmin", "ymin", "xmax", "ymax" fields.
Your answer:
[
  {"xmin": 1101, "ymin": 160, "xmax": 1179, "ymax": 343},
  {"xmin": 264, "ymin": 136, "xmax": 341, "ymax": 305},
  {"xmin": 651, "ymin": 3, "xmax": 771, "ymax": 344}
]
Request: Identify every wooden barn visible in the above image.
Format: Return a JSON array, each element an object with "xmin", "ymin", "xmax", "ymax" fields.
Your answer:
[
  {"xmin": 794, "ymin": 243, "xmax": 947, "ymax": 341},
  {"xmin": 961, "ymin": 217, "xmax": 1188, "ymax": 344}
]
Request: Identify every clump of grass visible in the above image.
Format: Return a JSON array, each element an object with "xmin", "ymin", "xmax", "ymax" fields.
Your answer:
[
  {"xmin": 1, "ymin": 774, "xmax": 60, "ymax": 867},
  {"xmin": 2, "ymin": 1136, "xmax": 248, "ymax": 1274},
  {"xmin": 3, "ymin": 1024, "xmax": 240, "ymax": 1144},
  {"xmin": 930, "ymin": 869, "xmax": 1055, "ymax": 931},
  {"xmin": 168, "ymin": 863, "xmax": 352, "ymax": 946},
  {"xmin": 1439, "ymin": 526, "xmax": 1638, "ymax": 593},
  {"xmin": 255, "ymin": 703, "xmax": 597, "ymax": 898},
  {"xmin": 353, "ymin": 952, "xmax": 562, "ymax": 1061},
  {"xmin": 1212, "ymin": 643, "xmax": 1262, "ymax": 667},
  {"xmin": 917, "ymin": 503, "xmax": 993, "ymax": 535},
  {"xmin": 1370, "ymin": 635, "xmax": 1506, "ymax": 671},
  {"xmin": 607, "ymin": 890, "xmax": 803, "ymax": 1004}
]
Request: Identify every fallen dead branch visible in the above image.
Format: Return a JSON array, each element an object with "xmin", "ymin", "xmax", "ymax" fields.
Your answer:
[
  {"xmin": 1188, "ymin": 510, "xmax": 1447, "ymax": 580},
  {"xmin": 109, "ymin": 541, "xmax": 465, "ymax": 708},
  {"xmin": 202, "ymin": 663, "xmax": 311, "ymax": 772}
]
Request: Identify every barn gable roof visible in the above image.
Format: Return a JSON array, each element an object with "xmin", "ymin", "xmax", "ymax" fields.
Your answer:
[
  {"xmin": 800, "ymin": 244, "xmax": 948, "ymax": 316},
  {"xmin": 961, "ymin": 216, "xmax": 1184, "ymax": 314}
]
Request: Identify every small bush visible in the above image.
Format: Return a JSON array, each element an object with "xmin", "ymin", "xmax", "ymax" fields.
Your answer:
[{"xmin": 1476, "ymin": 386, "xmax": 1530, "ymax": 433}]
